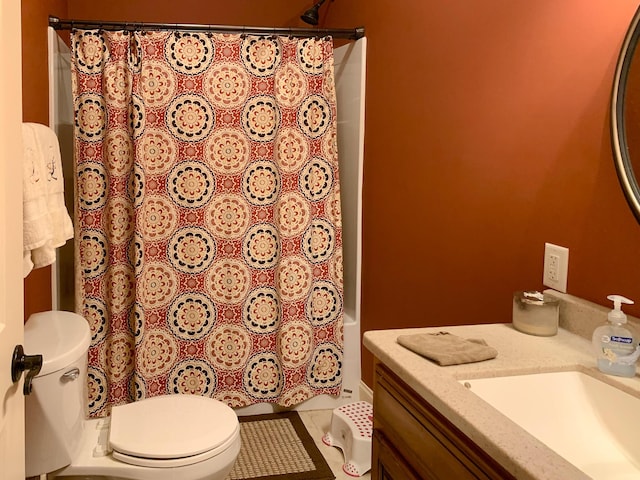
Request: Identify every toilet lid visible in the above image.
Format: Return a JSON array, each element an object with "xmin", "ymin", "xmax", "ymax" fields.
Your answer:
[{"xmin": 109, "ymin": 395, "xmax": 239, "ymax": 463}]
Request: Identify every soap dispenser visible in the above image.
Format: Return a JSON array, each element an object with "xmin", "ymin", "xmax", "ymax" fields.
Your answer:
[{"xmin": 592, "ymin": 295, "xmax": 639, "ymax": 377}]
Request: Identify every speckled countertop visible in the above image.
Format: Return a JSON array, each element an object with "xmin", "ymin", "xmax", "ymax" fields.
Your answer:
[{"xmin": 363, "ymin": 296, "xmax": 640, "ymax": 480}]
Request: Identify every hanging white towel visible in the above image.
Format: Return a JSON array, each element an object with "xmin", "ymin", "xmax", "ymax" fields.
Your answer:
[
  {"xmin": 22, "ymin": 123, "xmax": 74, "ymax": 277},
  {"xmin": 22, "ymin": 123, "xmax": 50, "ymax": 276}
]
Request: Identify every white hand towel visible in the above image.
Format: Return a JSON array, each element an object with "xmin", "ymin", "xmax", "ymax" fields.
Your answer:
[
  {"xmin": 22, "ymin": 123, "xmax": 74, "ymax": 277},
  {"xmin": 22, "ymin": 123, "xmax": 50, "ymax": 276}
]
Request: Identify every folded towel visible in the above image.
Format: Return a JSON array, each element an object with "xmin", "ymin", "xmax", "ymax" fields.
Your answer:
[
  {"xmin": 396, "ymin": 331, "xmax": 497, "ymax": 366},
  {"xmin": 22, "ymin": 123, "xmax": 74, "ymax": 277}
]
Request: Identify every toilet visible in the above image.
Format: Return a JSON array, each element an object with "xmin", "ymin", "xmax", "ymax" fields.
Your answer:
[{"xmin": 24, "ymin": 311, "xmax": 241, "ymax": 480}]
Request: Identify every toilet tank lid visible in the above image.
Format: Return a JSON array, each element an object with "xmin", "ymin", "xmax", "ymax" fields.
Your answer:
[{"xmin": 24, "ymin": 311, "xmax": 91, "ymax": 376}]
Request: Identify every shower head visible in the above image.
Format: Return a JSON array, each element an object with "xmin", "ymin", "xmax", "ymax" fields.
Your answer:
[{"xmin": 301, "ymin": 0, "xmax": 329, "ymax": 26}]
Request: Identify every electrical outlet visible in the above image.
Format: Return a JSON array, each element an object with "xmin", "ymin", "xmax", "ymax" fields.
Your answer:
[{"xmin": 543, "ymin": 243, "xmax": 569, "ymax": 293}]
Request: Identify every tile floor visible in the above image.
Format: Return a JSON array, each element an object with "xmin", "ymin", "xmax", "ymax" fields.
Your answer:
[{"xmin": 299, "ymin": 409, "xmax": 372, "ymax": 480}]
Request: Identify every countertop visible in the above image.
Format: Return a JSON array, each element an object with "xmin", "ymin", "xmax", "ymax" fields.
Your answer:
[{"xmin": 363, "ymin": 323, "xmax": 640, "ymax": 480}]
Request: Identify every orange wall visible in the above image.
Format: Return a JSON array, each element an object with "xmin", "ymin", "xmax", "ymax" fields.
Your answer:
[
  {"xmin": 328, "ymin": 0, "xmax": 640, "ymax": 385},
  {"xmin": 23, "ymin": 1, "xmax": 640, "ymax": 387}
]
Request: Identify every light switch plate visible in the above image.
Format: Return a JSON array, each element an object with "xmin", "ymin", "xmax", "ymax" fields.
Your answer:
[{"xmin": 543, "ymin": 243, "xmax": 569, "ymax": 293}]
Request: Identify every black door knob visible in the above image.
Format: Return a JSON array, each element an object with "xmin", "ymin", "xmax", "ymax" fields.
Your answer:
[{"xmin": 11, "ymin": 345, "xmax": 42, "ymax": 395}]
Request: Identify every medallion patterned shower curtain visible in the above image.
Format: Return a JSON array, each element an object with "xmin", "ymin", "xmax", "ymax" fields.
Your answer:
[{"xmin": 71, "ymin": 29, "xmax": 344, "ymax": 417}]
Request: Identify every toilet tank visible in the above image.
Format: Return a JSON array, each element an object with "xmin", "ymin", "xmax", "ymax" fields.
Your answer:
[{"xmin": 24, "ymin": 311, "xmax": 91, "ymax": 477}]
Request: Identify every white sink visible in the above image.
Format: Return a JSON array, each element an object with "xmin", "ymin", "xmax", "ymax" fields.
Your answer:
[{"xmin": 462, "ymin": 371, "xmax": 640, "ymax": 480}]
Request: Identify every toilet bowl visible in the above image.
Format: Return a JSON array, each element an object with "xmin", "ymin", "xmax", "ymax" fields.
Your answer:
[{"xmin": 24, "ymin": 311, "xmax": 241, "ymax": 480}]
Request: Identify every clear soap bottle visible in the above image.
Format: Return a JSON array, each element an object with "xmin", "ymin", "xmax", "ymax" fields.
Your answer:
[{"xmin": 592, "ymin": 295, "xmax": 638, "ymax": 377}]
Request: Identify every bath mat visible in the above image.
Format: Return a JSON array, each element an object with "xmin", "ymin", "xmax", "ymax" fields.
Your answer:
[{"xmin": 226, "ymin": 411, "xmax": 335, "ymax": 480}]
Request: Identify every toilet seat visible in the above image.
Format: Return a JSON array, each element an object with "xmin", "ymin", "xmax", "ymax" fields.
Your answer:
[
  {"xmin": 112, "ymin": 426, "xmax": 240, "ymax": 468},
  {"xmin": 109, "ymin": 395, "xmax": 239, "ymax": 468}
]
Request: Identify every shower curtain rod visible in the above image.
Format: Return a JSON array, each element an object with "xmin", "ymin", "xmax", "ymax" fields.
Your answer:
[{"xmin": 48, "ymin": 16, "xmax": 365, "ymax": 40}]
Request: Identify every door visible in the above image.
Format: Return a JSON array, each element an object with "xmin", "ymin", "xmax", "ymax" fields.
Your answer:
[{"xmin": 0, "ymin": 0, "xmax": 25, "ymax": 478}]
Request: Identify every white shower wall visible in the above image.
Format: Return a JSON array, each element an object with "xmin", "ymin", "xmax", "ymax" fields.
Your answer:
[
  {"xmin": 48, "ymin": 28, "xmax": 75, "ymax": 314},
  {"xmin": 48, "ymin": 28, "xmax": 367, "ymax": 413}
]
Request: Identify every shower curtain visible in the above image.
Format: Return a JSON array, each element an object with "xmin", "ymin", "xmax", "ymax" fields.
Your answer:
[{"xmin": 71, "ymin": 29, "xmax": 344, "ymax": 417}]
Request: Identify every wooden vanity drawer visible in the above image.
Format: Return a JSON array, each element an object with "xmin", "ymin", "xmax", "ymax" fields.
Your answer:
[
  {"xmin": 372, "ymin": 362, "xmax": 514, "ymax": 480},
  {"xmin": 372, "ymin": 429, "xmax": 422, "ymax": 480}
]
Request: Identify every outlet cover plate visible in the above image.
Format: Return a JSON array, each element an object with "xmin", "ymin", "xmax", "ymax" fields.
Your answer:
[{"xmin": 543, "ymin": 243, "xmax": 569, "ymax": 293}]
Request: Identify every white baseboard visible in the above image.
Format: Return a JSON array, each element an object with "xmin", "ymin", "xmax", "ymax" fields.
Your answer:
[{"xmin": 359, "ymin": 380, "xmax": 373, "ymax": 404}]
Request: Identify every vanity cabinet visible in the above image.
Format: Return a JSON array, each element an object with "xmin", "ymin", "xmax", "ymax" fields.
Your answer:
[{"xmin": 372, "ymin": 360, "xmax": 515, "ymax": 480}]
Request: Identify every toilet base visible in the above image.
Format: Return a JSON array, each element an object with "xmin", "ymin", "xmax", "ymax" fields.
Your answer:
[{"xmin": 49, "ymin": 418, "xmax": 240, "ymax": 480}]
